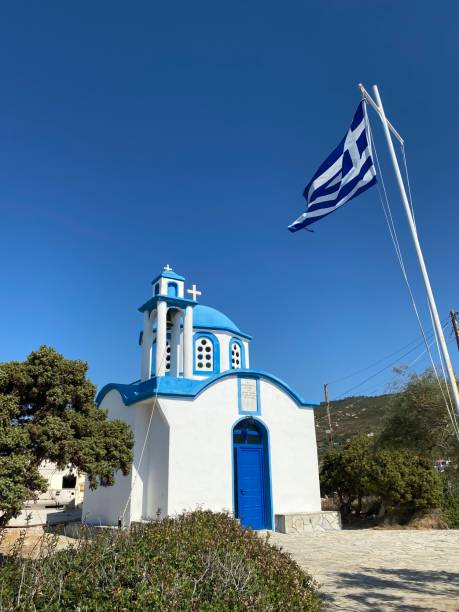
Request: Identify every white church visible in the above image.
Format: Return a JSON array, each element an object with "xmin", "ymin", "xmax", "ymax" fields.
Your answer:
[{"xmin": 83, "ymin": 267, "xmax": 340, "ymax": 532}]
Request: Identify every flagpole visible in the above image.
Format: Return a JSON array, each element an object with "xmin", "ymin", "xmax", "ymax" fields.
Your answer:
[{"xmin": 371, "ymin": 84, "xmax": 459, "ymax": 418}]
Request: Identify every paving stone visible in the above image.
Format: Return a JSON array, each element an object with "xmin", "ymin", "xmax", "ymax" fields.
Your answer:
[{"xmin": 268, "ymin": 529, "xmax": 459, "ymax": 611}]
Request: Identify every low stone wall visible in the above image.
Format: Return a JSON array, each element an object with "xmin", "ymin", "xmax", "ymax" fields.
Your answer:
[
  {"xmin": 275, "ymin": 511, "xmax": 341, "ymax": 533},
  {"xmin": 7, "ymin": 504, "xmax": 82, "ymax": 528},
  {"xmin": 61, "ymin": 522, "xmax": 121, "ymax": 539}
]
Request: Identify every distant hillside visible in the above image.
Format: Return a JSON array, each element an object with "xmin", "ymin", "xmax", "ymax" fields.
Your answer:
[{"xmin": 315, "ymin": 393, "xmax": 393, "ymax": 458}]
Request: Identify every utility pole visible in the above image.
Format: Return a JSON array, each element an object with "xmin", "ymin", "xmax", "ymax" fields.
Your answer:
[
  {"xmin": 451, "ymin": 310, "xmax": 459, "ymax": 352},
  {"xmin": 324, "ymin": 383, "xmax": 334, "ymax": 448}
]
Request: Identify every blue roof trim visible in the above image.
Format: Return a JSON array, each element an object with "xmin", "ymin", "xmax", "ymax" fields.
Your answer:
[
  {"xmin": 96, "ymin": 369, "xmax": 319, "ymax": 409},
  {"xmin": 151, "ymin": 270, "xmax": 185, "ymax": 284},
  {"xmin": 138, "ymin": 295, "xmax": 196, "ymax": 313}
]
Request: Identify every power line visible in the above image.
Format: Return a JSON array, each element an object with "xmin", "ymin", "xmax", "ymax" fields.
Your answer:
[
  {"xmin": 316, "ymin": 338, "xmax": 453, "ymax": 423},
  {"xmin": 326, "ymin": 323, "xmax": 442, "ymax": 386},
  {"xmin": 316, "ymin": 327, "xmax": 454, "ymax": 427},
  {"xmin": 335, "ymin": 322, "xmax": 451, "ymax": 400}
]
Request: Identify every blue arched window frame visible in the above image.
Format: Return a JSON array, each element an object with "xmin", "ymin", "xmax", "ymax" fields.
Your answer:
[
  {"xmin": 229, "ymin": 337, "xmax": 245, "ymax": 369},
  {"xmin": 167, "ymin": 282, "xmax": 178, "ymax": 297},
  {"xmin": 193, "ymin": 332, "xmax": 220, "ymax": 375},
  {"xmin": 231, "ymin": 416, "xmax": 273, "ymax": 530}
]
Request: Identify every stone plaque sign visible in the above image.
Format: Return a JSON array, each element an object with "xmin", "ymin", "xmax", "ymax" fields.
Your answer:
[{"xmin": 240, "ymin": 378, "xmax": 258, "ymax": 413}]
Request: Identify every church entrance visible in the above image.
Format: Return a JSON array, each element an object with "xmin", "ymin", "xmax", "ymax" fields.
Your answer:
[{"xmin": 233, "ymin": 418, "xmax": 272, "ymax": 530}]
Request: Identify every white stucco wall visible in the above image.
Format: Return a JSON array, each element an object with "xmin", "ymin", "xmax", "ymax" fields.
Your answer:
[
  {"xmin": 83, "ymin": 390, "xmax": 141, "ymax": 526},
  {"xmin": 261, "ymin": 380, "xmax": 321, "ymax": 514},
  {"xmin": 156, "ymin": 376, "xmax": 321, "ymax": 520},
  {"xmin": 144, "ymin": 406, "xmax": 169, "ymax": 519}
]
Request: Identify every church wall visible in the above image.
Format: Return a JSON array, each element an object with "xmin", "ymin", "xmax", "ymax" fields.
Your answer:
[
  {"xmin": 242, "ymin": 340, "xmax": 250, "ymax": 368},
  {"xmin": 143, "ymin": 406, "xmax": 170, "ymax": 520},
  {"xmin": 155, "ymin": 376, "xmax": 321, "ymax": 522},
  {"xmin": 83, "ymin": 390, "xmax": 145, "ymax": 526},
  {"xmin": 216, "ymin": 332, "xmax": 231, "ymax": 372},
  {"xmin": 259, "ymin": 380, "xmax": 321, "ymax": 514},
  {"xmin": 160, "ymin": 378, "xmax": 237, "ymax": 516}
]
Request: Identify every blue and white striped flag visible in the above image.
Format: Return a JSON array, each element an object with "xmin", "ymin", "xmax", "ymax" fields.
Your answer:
[{"xmin": 289, "ymin": 101, "xmax": 377, "ymax": 232}]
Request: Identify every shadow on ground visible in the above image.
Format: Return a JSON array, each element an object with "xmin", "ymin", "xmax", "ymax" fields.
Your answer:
[{"xmin": 322, "ymin": 566, "xmax": 459, "ymax": 611}]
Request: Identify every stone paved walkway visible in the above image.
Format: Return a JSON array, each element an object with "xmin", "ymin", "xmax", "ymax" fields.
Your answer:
[{"xmin": 268, "ymin": 530, "xmax": 459, "ymax": 611}]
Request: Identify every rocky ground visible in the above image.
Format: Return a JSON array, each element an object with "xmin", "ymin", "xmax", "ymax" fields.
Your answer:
[{"xmin": 0, "ymin": 527, "xmax": 76, "ymax": 559}]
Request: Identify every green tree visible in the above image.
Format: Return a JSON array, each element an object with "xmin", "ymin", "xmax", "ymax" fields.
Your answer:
[
  {"xmin": 379, "ymin": 370, "xmax": 458, "ymax": 460},
  {"xmin": 0, "ymin": 346, "xmax": 134, "ymax": 527},
  {"xmin": 0, "ymin": 394, "xmax": 47, "ymax": 522},
  {"xmin": 379, "ymin": 370, "xmax": 458, "ymax": 524},
  {"xmin": 371, "ymin": 448, "xmax": 443, "ymax": 514},
  {"xmin": 320, "ymin": 435, "xmax": 443, "ymax": 519},
  {"xmin": 320, "ymin": 435, "xmax": 375, "ymax": 516}
]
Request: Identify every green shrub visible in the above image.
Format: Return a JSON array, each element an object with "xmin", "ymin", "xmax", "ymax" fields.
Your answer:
[
  {"xmin": 443, "ymin": 491, "xmax": 459, "ymax": 527},
  {"xmin": 0, "ymin": 511, "xmax": 320, "ymax": 611},
  {"xmin": 371, "ymin": 448, "xmax": 443, "ymax": 513},
  {"xmin": 320, "ymin": 435, "xmax": 375, "ymax": 517},
  {"xmin": 320, "ymin": 436, "xmax": 443, "ymax": 522}
]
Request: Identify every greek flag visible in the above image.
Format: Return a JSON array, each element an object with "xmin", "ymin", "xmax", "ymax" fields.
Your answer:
[{"xmin": 289, "ymin": 101, "xmax": 376, "ymax": 232}]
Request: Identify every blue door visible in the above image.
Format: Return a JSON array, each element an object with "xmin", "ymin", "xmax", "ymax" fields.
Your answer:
[{"xmin": 236, "ymin": 446, "xmax": 265, "ymax": 529}]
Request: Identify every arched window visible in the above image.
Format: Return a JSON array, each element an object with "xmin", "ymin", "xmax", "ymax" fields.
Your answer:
[
  {"xmin": 230, "ymin": 338, "xmax": 245, "ymax": 369},
  {"xmin": 167, "ymin": 282, "xmax": 178, "ymax": 297},
  {"xmin": 194, "ymin": 333, "xmax": 219, "ymax": 374},
  {"xmin": 233, "ymin": 419, "xmax": 263, "ymax": 445},
  {"xmin": 154, "ymin": 283, "xmax": 160, "ymax": 295}
]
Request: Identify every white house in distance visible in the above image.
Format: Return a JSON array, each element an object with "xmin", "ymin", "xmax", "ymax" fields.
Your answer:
[
  {"xmin": 83, "ymin": 267, "xmax": 340, "ymax": 532},
  {"xmin": 7, "ymin": 462, "xmax": 84, "ymax": 527}
]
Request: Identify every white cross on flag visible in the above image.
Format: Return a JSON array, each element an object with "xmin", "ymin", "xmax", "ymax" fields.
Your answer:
[{"xmin": 289, "ymin": 101, "xmax": 377, "ymax": 232}]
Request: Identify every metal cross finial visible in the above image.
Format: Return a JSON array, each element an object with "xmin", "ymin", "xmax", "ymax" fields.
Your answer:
[
  {"xmin": 164, "ymin": 264, "xmax": 173, "ymax": 272},
  {"xmin": 187, "ymin": 284, "xmax": 202, "ymax": 301}
]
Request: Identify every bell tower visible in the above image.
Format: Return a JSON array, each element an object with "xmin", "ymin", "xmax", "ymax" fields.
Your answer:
[{"xmin": 138, "ymin": 266, "xmax": 200, "ymax": 381}]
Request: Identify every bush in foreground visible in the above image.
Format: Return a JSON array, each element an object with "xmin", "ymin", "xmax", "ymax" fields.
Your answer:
[{"xmin": 0, "ymin": 511, "xmax": 320, "ymax": 611}]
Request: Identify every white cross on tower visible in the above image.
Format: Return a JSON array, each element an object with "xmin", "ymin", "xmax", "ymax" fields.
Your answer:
[
  {"xmin": 164, "ymin": 264, "xmax": 173, "ymax": 272},
  {"xmin": 187, "ymin": 284, "xmax": 202, "ymax": 301}
]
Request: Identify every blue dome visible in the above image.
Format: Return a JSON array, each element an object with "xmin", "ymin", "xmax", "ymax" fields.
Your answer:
[{"xmin": 193, "ymin": 305, "xmax": 251, "ymax": 339}]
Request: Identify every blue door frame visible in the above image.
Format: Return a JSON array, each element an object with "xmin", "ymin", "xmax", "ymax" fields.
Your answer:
[{"xmin": 232, "ymin": 418, "xmax": 272, "ymax": 530}]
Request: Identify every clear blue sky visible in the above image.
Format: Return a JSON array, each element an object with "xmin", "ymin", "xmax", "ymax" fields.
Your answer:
[{"xmin": 1, "ymin": 1, "xmax": 458, "ymax": 402}]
